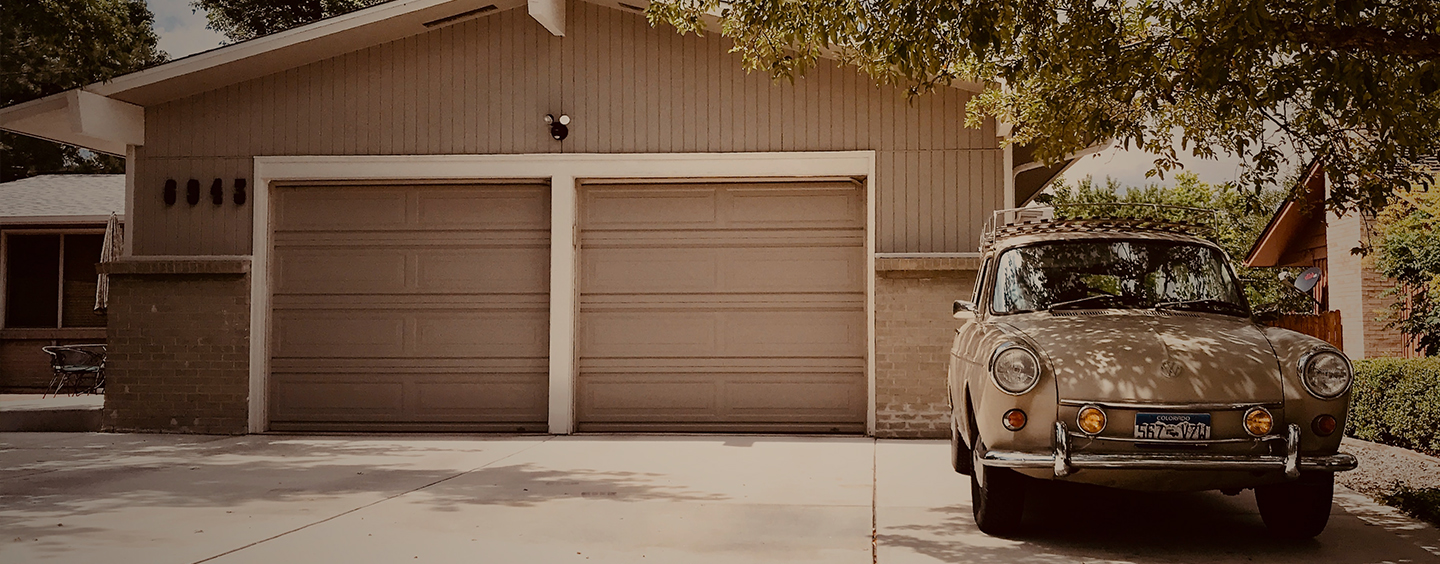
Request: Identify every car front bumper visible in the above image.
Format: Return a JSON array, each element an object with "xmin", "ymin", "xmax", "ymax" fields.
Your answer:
[{"xmin": 981, "ymin": 422, "xmax": 1358, "ymax": 479}]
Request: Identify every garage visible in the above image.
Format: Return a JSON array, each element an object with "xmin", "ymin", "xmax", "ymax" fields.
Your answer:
[
  {"xmin": 576, "ymin": 180, "xmax": 868, "ymax": 433},
  {"xmin": 267, "ymin": 183, "xmax": 550, "ymax": 432}
]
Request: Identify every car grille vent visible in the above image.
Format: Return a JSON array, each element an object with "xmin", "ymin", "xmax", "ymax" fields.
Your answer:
[{"xmin": 1049, "ymin": 310, "xmax": 1115, "ymax": 316}]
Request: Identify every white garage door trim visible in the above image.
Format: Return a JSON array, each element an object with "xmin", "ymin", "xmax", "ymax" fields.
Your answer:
[{"xmin": 251, "ymin": 152, "xmax": 877, "ymax": 434}]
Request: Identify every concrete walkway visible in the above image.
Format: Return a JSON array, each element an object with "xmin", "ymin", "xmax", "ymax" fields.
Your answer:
[{"xmin": 1, "ymin": 434, "xmax": 1436, "ymax": 563}]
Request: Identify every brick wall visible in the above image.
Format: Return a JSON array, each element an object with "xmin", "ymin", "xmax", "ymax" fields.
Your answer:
[
  {"xmin": 103, "ymin": 271, "xmax": 249, "ymax": 434},
  {"xmin": 1360, "ymin": 255, "xmax": 1414, "ymax": 357},
  {"xmin": 874, "ymin": 258, "xmax": 978, "ymax": 438}
]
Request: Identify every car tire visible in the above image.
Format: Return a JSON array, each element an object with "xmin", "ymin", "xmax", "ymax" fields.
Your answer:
[
  {"xmin": 1256, "ymin": 472, "xmax": 1334, "ymax": 539},
  {"xmin": 950, "ymin": 414, "xmax": 973, "ymax": 475},
  {"xmin": 970, "ymin": 439, "xmax": 1025, "ymax": 535}
]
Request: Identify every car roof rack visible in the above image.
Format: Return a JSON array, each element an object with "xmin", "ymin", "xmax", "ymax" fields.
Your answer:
[{"xmin": 980, "ymin": 204, "xmax": 1218, "ymax": 252}]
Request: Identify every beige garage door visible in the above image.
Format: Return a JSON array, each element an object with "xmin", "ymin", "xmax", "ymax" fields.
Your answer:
[
  {"xmin": 577, "ymin": 180, "xmax": 867, "ymax": 433},
  {"xmin": 269, "ymin": 183, "xmax": 549, "ymax": 432}
]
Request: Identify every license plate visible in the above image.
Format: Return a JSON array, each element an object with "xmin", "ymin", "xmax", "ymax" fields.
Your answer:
[{"xmin": 1134, "ymin": 412, "xmax": 1211, "ymax": 440}]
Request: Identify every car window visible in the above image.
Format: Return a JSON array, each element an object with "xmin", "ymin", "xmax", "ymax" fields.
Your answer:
[
  {"xmin": 990, "ymin": 239, "xmax": 1248, "ymax": 315},
  {"xmin": 973, "ymin": 258, "xmax": 989, "ymax": 304}
]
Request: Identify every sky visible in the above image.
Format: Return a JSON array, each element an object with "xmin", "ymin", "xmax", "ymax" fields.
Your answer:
[
  {"xmin": 140, "ymin": 1, "xmax": 1273, "ymax": 191},
  {"xmin": 146, "ymin": 0, "xmax": 226, "ymax": 61}
]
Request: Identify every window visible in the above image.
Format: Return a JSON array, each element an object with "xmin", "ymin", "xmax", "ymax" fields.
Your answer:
[
  {"xmin": 990, "ymin": 239, "xmax": 1248, "ymax": 317},
  {"xmin": 4, "ymin": 233, "xmax": 106, "ymax": 329}
]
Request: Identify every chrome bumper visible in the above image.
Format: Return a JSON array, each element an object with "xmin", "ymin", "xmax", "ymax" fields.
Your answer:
[{"xmin": 981, "ymin": 423, "xmax": 1358, "ymax": 479}]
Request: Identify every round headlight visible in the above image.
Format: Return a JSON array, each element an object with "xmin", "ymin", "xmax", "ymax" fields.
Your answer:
[
  {"xmin": 1243, "ymin": 406, "xmax": 1274, "ymax": 437},
  {"xmin": 1300, "ymin": 350, "xmax": 1352, "ymax": 399},
  {"xmin": 991, "ymin": 345, "xmax": 1041, "ymax": 395}
]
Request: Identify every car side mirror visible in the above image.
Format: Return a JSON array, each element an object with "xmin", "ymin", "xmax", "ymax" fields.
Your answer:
[{"xmin": 953, "ymin": 300, "xmax": 978, "ymax": 320}]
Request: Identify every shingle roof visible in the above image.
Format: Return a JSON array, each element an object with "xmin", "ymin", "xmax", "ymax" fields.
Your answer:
[{"xmin": 0, "ymin": 174, "xmax": 124, "ymax": 220}]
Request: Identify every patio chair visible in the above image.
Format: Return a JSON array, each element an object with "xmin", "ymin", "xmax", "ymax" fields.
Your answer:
[{"xmin": 41, "ymin": 344, "xmax": 106, "ymax": 397}]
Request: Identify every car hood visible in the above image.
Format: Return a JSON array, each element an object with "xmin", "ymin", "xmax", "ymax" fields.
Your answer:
[{"xmin": 998, "ymin": 311, "xmax": 1283, "ymax": 404}]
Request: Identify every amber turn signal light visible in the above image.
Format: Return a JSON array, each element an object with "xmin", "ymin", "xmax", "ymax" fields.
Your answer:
[
  {"xmin": 1312, "ymin": 414, "xmax": 1338, "ymax": 436},
  {"xmin": 1002, "ymin": 409, "xmax": 1027, "ymax": 431},
  {"xmin": 1244, "ymin": 407, "xmax": 1274, "ymax": 437},
  {"xmin": 1077, "ymin": 405, "xmax": 1106, "ymax": 435}
]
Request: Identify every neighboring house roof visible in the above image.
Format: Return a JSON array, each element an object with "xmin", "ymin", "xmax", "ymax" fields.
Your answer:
[
  {"xmin": 1245, "ymin": 158, "xmax": 1326, "ymax": 267},
  {"xmin": 0, "ymin": 174, "xmax": 125, "ymax": 225}
]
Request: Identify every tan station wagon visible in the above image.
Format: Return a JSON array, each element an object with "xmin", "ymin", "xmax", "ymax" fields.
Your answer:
[{"xmin": 948, "ymin": 206, "xmax": 1357, "ymax": 538}]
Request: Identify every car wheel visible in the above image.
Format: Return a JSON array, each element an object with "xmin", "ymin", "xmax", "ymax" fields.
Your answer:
[
  {"xmin": 1256, "ymin": 472, "xmax": 1334, "ymax": 539},
  {"xmin": 950, "ymin": 413, "xmax": 973, "ymax": 475},
  {"xmin": 970, "ymin": 438, "xmax": 1025, "ymax": 535}
]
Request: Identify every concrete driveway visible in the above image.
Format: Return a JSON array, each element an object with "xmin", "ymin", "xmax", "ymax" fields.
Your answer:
[{"xmin": 1, "ymin": 434, "xmax": 1436, "ymax": 563}]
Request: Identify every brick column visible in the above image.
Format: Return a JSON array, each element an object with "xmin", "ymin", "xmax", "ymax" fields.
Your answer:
[
  {"xmin": 100, "ymin": 257, "xmax": 251, "ymax": 434},
  {"xmin": 874, "ymin": 257, "xmax": 978, "ymax": 439}
]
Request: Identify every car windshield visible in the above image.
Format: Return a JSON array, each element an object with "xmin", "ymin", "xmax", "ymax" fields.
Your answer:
[{"xmin": 990, "ymin": 239, "xmax": 1249, "ymax": 316}]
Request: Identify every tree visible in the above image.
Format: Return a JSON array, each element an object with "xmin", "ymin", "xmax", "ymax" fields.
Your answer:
[
  {"xmin": 191, "ymin": 0, "xmax": 384, "ymax": 42},
  {"xmin": 648, "ymin": 0, "xmax": 1440, "ymax": 215},
  {"xmin": 1373, "ymin": 186, "xmax": 1440, "ymax": 356},
  {"xmin": 0, "ymin": 0, "xmax": 165, "ymax": 182},
  {"xmin": 1039, "ymin": 171, "xmax": 1313, "ymax": 316}
]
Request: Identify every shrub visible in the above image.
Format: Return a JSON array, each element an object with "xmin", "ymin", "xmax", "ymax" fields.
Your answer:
[
  {"xmin": 1346, "ymin": 358, "xmax": 1440, "ymax": 456},
  {"xmin": 1378, "ymin": 485, "xmax": 1440, "ymax": 527}
]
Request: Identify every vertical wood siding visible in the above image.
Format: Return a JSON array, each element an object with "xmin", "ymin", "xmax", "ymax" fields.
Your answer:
[{"xmin": 135, "ymin": 0, "xmax": 1000, "ymax": 255}]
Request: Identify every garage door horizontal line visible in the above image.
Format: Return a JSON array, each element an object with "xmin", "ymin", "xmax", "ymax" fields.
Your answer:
[
  {"xmin": 274, "ymin": 230, "xmax": 549, "ymax": 240},
  {"xmin": 275, "ymin": 227, "xmax": 551, "ymax": 234},
  {"xmin": 268, "ymin": 421, "xmax": 549, "ymax": 432},
  {"xmin": 271, "ymin": 360, "xmax": 547, "ymax": 368},
  {"xmin": 574, "ymin": 422, "xmax": 866, "ymax": 433},
  {"xmin": 581, "ymin": 234, "xmax": 861, "ymax": 242},
  {"xmin": 272, "ymin": 298, "xmax": 548, "ymax": 308},
  {"xmin": 577, "ymin": 359, "xmax": 866, "ymax": 367}
]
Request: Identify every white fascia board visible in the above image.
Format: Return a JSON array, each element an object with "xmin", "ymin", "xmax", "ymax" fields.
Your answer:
[
  {"xmin": 69, "ymin": 90, "xmax": 144, "ymax": 146},
  {"xmin": 0, "ymin": 90, "xmax": 142, "ymax": 156},
  {"xmin": 529, "ymin": 0, "xmax": 566, "ymax": 36}
]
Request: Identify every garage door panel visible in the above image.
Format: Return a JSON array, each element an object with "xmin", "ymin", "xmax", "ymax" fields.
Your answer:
[
  {"xmin": 584, "ymin": 249, "xmax": 718, "ymax": 293},
  {"xmin": 416, "ymin": 188, "xmax": 549, "ymax": 227},
  {"xmin": 723, "ymin": 310, "xmax": 866, "ymax": 355},
  {"xmin": 415, "ymin": 311, "xmax": 548, "ymax": 356},
  {"xmin": 273, "ymin": 312, "xmax": 407, "ymax": 357},
  {"xmin": 276, "ymin": 189, "xmax": 409, "ymax": 230},
  {"xmin": 581, "ymin": 310, "xmax": 863, "ymax": 358},
  {"xmin": 275, "ymin": 250, "xmax": 409, "ymax": 294},
  {"xmin": 270, "ymin": 183, "xmax": 549, "ymax": 431},
  {"xmin": 271, "ymin": 380, "xmax": 405, "ymax": 413},
  {"xmin": 578, "ymin": 373, "xmax": 865, "ymax": 422},
  {"xmin": 581, "ymin": 312, "xmax": 718, "ymax": 357},
  {"xmin": 584, "ymin": 188, "xmax": 717, "ymax": 227},
  {"xmin": 274, "ymin": 309, "xmax": 548, "ymax": 359},
  {"xmin": 270, "ymin": 373, "xmax": 546, "ymax": 422},
  {"xmin": 582, "ymin": 247, "xmax": 862, "ymax": 294},
  {"xmin": 727, "ymin": 187, "xmax": 863, "ymax": 226},
  {"xmin": 415, "ymin": 248, "xmax": 549, "ymax": 292},
  {"xmin": 578, "ymin": 181, "xmax": 866, "ymax": 432}
]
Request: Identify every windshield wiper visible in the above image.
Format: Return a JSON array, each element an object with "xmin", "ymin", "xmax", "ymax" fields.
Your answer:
[
  {"xmin": 1047, "ymin": 294, "xmax": 1128, "ymax": 311},
  {"xmin": 1154, "ymin": 299, "xmax": 1249, "ymax": 316}
]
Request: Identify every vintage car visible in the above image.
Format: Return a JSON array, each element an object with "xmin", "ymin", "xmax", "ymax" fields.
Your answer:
[{"xmin": 948, "ymin": 206, "xmax": 1358, "ymax": 538}]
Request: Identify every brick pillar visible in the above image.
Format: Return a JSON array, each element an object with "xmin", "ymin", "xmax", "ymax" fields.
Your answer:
[
  {"xmin": 101, "ymin": 258, "xmax": 251, "ymax": 434},
  {"xmin": 873, "ymin": 257, "xmax": 978, "ymax": 438}
]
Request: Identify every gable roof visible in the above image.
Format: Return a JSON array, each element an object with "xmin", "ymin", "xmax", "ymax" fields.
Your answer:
[
  {"xmin": 1, "ymin": 0, "xmax": 985, "ymax": 156},
  {"xmin": 1244, "ymin": 158, "xmax": 1325, "ymax": 267},
  {"xmin": 0, "ymin": 175, "xmax": 125, "ymax": 224}
]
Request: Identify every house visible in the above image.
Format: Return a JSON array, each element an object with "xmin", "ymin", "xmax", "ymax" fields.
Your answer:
[
  {"xmin": 0, "ymin": 0, "xmax": 1074, "ymax": 436},
  {"xmin": 1245, "ymin": 159, "xmax": 1416, "ymax": 358},
  {"xmin": 0, "ymin": 174, "xmax": 124, "ymax": 391}
]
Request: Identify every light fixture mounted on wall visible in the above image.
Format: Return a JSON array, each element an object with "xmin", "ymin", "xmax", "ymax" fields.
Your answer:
[{"xmin": 545, "ymin": 114, "xmax": 570, "ymax": 141}]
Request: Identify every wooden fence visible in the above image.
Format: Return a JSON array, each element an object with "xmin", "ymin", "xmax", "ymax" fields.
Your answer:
[{"xmin": 1264, "ymin": 311, "xmax": 1344, "ymax": 350}]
